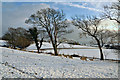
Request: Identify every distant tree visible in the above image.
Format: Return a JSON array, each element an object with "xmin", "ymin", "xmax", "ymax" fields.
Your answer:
[
  {"xmin": 2, "ymin": 27, "xmax": 32, "ymax": 49},
  {"xmin": 2, "ymin": 28, "xmax": 17, "ymax": 48},
  {"xmin": 25, "ymin": 8, "xmax": 72, "ymax": 55},
  {"xmin": 29, "ymin": 27, "xmax": 44, "ymax": 53},
  {"xmin": 72, "ymin": 16, "xmax": 105, "ymax": 60}
]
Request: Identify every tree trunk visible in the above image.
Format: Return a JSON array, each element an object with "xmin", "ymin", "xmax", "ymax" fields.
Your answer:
[
  {"xmin": 49, "ymin": 34, "xmax": 58, "ymax": 56},
  {"xmin": 95, "ymin": 37, "xmax": 104, "ymax": 60},
  {"xmin": 51, "ymin": 42, "xmax": 58, "ymax": 56},
  {"xmin": 37, "ymin": 46, "xmax": 40, "ymax": 53},
  {"xmin": 39, "ymin": 37, "xmax": 44, "ymax": 49},
  {"xmin": 35, "ymin": 40, "xmax": 40, "ymax": 53},
  {"xmin": 53, "ymin": 44, "xmax": 58, "ymax": 56}
]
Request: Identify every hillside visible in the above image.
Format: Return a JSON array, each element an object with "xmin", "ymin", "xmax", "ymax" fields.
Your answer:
[{"xmin": 0, "ymin": 47, "xmax": 118, "ymax": 78}]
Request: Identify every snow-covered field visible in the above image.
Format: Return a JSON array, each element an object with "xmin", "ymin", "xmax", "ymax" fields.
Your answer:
[
  {"xmin": 0, "ymin": 47, "xmax": 118, "ymax": 78},
  {"xmin": 27, "ymin": 42, "xmax": 118, "ymax": 60}
]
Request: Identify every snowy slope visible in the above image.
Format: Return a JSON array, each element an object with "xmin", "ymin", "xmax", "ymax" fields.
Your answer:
[{"xmin": 0, "ymin": 47, "xmax": 118, "ymax": 78}]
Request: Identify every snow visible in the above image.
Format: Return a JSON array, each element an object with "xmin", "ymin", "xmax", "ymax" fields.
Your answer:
[
  {"xmin": 26, "ymin": 42, "xmax": 96, "ymax": 50},
  {"xmin": 26, "ymin": 42, "xmax": 53, "ymax": 51},
  {"xmin": 0, "ymin": 47, "xmax": 118, "ymax": 78},
  {"xmin": 0, "ymin": 40, "xmax": 7, "ymax": 46},
  {"xmin": 45, "ymin": 49, "xmax": 118, "ymax": 60},
  {"xmin": 27, "ymin": 42, "xmax": 118, "ymax": 60}
]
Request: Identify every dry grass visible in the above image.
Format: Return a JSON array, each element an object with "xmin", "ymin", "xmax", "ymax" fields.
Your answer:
[
  {"xmin": 62, "ymin": 54, "xmax": 68, "ymax": 58},
  {"xmin": 58, "ymin": 54, "xmax": 62, "ymax": 57},
  {"xmin": 16, "ymin": 48, "xmax": 21, "ymax": 50},
  {"xmin": 68, "ymin": 55, "xmax": 73, "ymax": 59},
  {"xmin": 80, "ymin": 56, "xmax": 87, "ymax": 61},
  {"xmin": 29, "ymin": 51, "xmax": 34, "ymax": 53},
  {"xmin": 22, "ymin": 49, "xmax": 26, "ymax": 51},
  {"xmin": 89, "ymin": 59, "xmax": 94, "ymax": 61},
  {"xmin": 51, "ymin": 54, "xmax": 55, "ymax": 56}
]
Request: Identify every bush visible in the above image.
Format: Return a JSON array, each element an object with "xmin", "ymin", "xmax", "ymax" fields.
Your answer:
[
  {"xmin": 16, "ymin": 37, "xmax": 32, "ymax": 49},
  {"xmin": 2, "ymin": 27, "xmax": 33, "ymax": 49}
]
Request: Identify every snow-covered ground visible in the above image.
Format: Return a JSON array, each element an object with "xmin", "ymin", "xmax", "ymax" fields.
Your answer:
[
  {"xmin": 0, "ymin": 40, "xmax": 7, "ymax": 46},
  {"xmin": 27, "ymin": 42, "xmax": 118, "ymax": 60},
  {"xmin": 27, "ymin": 42, "xmax": 96, "ymax": 50},
  {"xmin": 0, "ymin": 47, "xmax": 118, "ymax": 78}
]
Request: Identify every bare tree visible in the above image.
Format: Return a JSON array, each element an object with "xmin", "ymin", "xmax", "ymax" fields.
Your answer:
[
  {"xmin": 98, "ymin": 29, "xmax": 118, "ymax": 47},
  {"xmin": 103, "ymin": 0, "xmax": 120, "ymax": 24},
  {"xmin": 25, "ymin": 8, "xmax": 72, "ymax": 55},
  {"xmin": 72, "ymin": 16, "xmax": 105, "ymax": 60},
  {"xmin": 29, "ymin": 27, "xmax": 44, "ymax": 53},
  {"xmin": 103, "ymin": 1, "xmax": 120, "ymax": 46}
]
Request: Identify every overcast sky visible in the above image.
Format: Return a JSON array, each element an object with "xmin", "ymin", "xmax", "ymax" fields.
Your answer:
[{"xmin": 1, "ymin": 1, "xmax": 118, "ymax": 43}]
